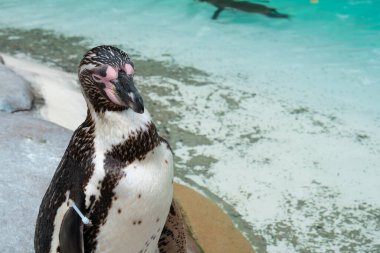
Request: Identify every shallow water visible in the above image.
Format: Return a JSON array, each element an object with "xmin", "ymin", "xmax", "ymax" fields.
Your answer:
[
  {"xmin": 1, "ymin": 0, "xmax": 380, "ymax": 117},
  {"xmin": 1, "ymin": 1, "xmax": 380, "ymax": 252}
]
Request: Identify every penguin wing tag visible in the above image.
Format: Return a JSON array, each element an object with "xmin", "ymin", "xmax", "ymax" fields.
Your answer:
[{"xmin": 59, "ymin": 207, "xmax": 85, "ymax": 253}]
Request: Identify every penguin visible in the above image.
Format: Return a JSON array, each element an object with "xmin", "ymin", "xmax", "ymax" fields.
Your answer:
[
  {"xmin": 199, "ymin": 0, "xmax": 290, "ymax": 20},
  {"xmin": 34, "ymin": 45, "xmax": 189, "ymax": 253}
]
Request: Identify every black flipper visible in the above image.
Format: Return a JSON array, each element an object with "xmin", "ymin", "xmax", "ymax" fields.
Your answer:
[
  {"xmin": 59, "ymin": 207, "xmax": 84, "ymax": 253},
  {"xmin": 212, "ymin": 7, "xmax": 224, "ymax": 20},
  {"xmin": 158, "ymin": 199, "xmax": 204, "ymax": 253}
]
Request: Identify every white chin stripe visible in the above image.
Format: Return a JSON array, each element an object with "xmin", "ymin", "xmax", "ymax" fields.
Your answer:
[{"xmin": 79, "ymin": 63, "xmax": 97, "ymax": 74}]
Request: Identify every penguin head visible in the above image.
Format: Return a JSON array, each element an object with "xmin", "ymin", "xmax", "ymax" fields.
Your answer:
[{"xmin": 78, "ymin": 45, "xmax": 144, "ymax": 114}]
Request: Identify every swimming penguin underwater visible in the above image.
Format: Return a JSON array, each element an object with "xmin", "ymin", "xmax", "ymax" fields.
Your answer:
[
  {"xmin": 34, "ymin": 45, "xmax": 196, "ymax": 253},
  {"xmin": 199, "ymin": 0, "xmax": 290, "ymax": 20}
]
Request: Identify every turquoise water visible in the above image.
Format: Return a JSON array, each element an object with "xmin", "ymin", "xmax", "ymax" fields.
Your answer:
[
  {"xmin": 0, "ymin": 0, "xmax": 379, "ymax": 123},
  {"xmin": 1, "ymin": 1, "xmax": 380, "ymax": 252}
]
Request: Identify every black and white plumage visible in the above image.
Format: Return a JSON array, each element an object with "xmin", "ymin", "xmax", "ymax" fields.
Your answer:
[{"xmin": 34, "ymin": 45, "xmax": 188, "ymax": 253}]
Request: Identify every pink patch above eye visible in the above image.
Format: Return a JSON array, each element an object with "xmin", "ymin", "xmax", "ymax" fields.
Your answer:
[
  {"xmin": 106, "ymin": 66, "xmax": 118, "ymax": 80},
  {"xmin": 92, "ymin": 66, "xmax": 118, "ymax": 85},
  {"xmin": 91, "ymin": 66, "xmax": 124, "ymax": 106},
  {"xmin": 124, "ymin": 64, "xmax": 134, "ymax": 75}
]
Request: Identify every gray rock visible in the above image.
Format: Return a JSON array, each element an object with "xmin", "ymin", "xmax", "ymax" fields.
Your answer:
[
  {"xmin": 0, "ymin": 112, "xmax": 72, "ymax": 252},
  {"xmin": 0, "ymin": 65, "xmax": 33, "ymax": 113},
  {"xmin": 0, "ymin": 55, "xmax": 4, "ymax": 64}
]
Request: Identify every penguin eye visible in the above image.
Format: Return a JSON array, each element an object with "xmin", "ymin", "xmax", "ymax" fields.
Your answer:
[{"xmin": 92, "ymin": 74, "xmax": 102, "ymax": 83}]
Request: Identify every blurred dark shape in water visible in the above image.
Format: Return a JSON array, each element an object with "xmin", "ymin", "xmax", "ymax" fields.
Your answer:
[{"xmin": 199, "ymin": 0, "xmax": 290, "ymax": 20}]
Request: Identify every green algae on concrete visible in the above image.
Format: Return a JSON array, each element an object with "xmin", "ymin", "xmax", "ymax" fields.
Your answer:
[
  {"xmin": 220, "ymin": 94, "xmax": 240, "ymax": 110},
  {"xmin": 0, "ymin": 27, "xmax": 209, "ymax": 86},
  {"xmin": 132, "ymin": 57, "xmax": 209, "ymax": 86},
  {"xmin": 0, "ymin": 28, "xmax": 90, "ymax": 72},
  {"xmin": 185, "ymin": 155, "xmax": 217, "ymax": 178},
  {"xmin": 259, "ymin": 182, "xmax": 380, "ymax": 253}
]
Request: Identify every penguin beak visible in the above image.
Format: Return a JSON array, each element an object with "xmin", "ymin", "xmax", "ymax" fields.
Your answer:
[{"xmin": 112, "ymin": 72, "xmax": 144, "ymax": 114}]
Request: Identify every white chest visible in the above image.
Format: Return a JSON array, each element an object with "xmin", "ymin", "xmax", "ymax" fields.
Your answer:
[
  {"xmin": 88, "ymin": 143, "xmax": 174, "ymax": 253},
  {"xmin": 80, "ymin": 109, "xmax": 174, "ymax": 253}
]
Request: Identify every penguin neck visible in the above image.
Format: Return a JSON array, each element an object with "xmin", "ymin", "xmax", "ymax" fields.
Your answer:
[{"xmin": 87, "ymin": 103, "xmax": 154, "ymax": 150}]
